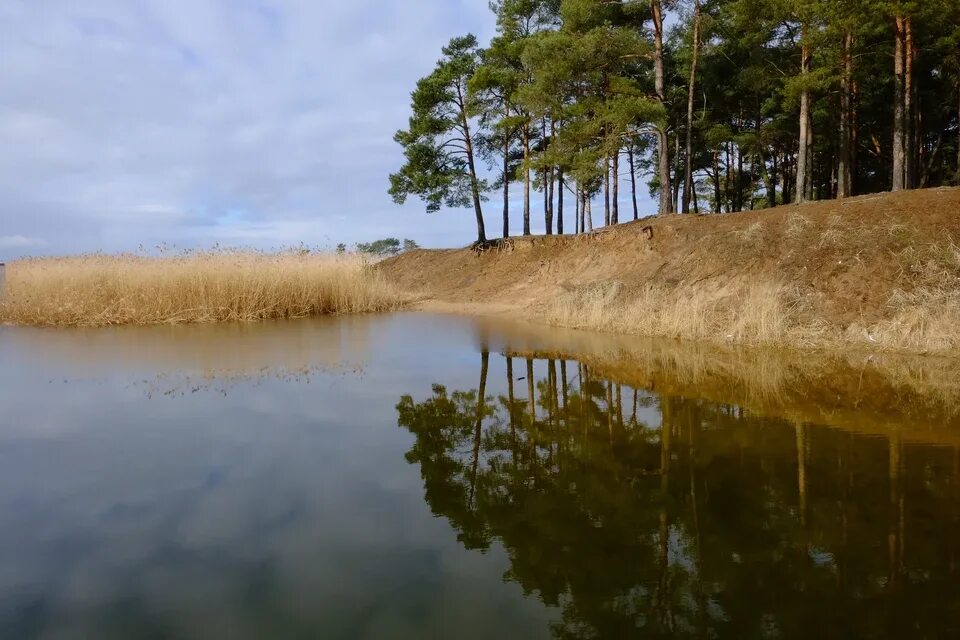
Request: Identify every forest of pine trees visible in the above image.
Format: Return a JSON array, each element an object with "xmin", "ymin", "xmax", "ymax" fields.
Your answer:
[{"xmin": 389, "ymin": 0, "xmax": 960, "ymax": 244}]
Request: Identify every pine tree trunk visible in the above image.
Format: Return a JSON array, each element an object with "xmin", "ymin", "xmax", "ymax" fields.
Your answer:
[
  {"xmin": 463, "ymin": 116, "xmax": 486, "ymax": 243},
  {"xmin": 503, "ymin": 131, "xmax": 510, "ymax": 238},
  {"xmin": 456, "ymin": 81, "xmax": 485, "ymax": 243},
  {"xmin": 468, "ymin": 348, "xmax": 489, "ymax": 508},
  {"xmin": 526, "ymin": 359, "xmax": 535, "ymax": 434},
  {"xmin": 548, "ymin": 120, "xmax": 556, "ymax": 234},
  {"xmin": 804, "ymin": 98, "xmax": 814, "ymax": 201},
  {"xmin": 725, "ymin": 143, "xmax": 733, "ymax": 212},
  {"xmin": 575, "ymin": 186, "xmax": 581, "ymax": 234},
  {"xmin": 893, "ymin": 15, "xmax": 906, "ymax": 192},
  {"xmin": 672, "ymin": 135, "xmax": 682, "ymax": 210},
  {"xmin": 771, "ymin": 149, "xmax": 779, "ymax": 206},
  {"xmin": 682, "ymin": 0, "xmax": 701, "ymax": 214},
  {"xmin": 838, "ymin": 31, "xmax": 853, "ymax": 199},
  {"xmin": 544, "ymin": 167, "xmax": 552, "ymax": 235},
  {"xmin": 612, "ymin": 150, "xmax": 620, "ymax": 225},
  {"xmin": 577, "ymin": 189, "xmax": 584, "ymax": 234},
  {"xmin": 755, "ymin": 107, "xmax": 774, "ymax": 208},
  {"xmin": 579, "ymin": 189, "xmax": 587, "ymax": 233},
  {"xmin": 712, "ymin": 149, "xmax": 722, "ymax": 213},
  {"xmin": 918, "ymin": 108, "xmax": 926, "ymax": 187},
  {"xmin": 560, "ymin": 360, "xmax": 568, "ymax": 411},
  {"xmin": 782, "ymin": 153, "xmax": 793, "ymax": 205},
  {"xmin": 797, "ymin": 36, "xmax": 813, "ymax": 203},
  {"xmin": 736, "ymin": 143, "xmax": 744, "ymax": 211},
  {"xmin": 758, "ymin": 150, "xmax": 776, "ymax": 208},
  {"xmin": 652, "ymin": 0, "xmax": 673, "ymax": 214},
  {"xmin": 831, "ymin": 155, "xmax": 837, "ymax": 199},
  {"xmin": 905, "ymin": 17, "xmax": 916, "ymax": 189},
  {"xmin": 852, "ymin": 79, "xmax": 860, "ymax": 192},
  {"xmin": 657, "ymin": 128, "xmax": 673, "ymax": 213},
  {"xmin": 604, "ymin": 155, "xmax": 611, "ymax": 226},
  {"xmin": 557, "ymin": 170, "xmax": 564, "ymax": 234},
  {"xmin": 692, "ymin": 176, "xmax": 700, "ymax": 213},
  {"xmin": 547, "ymin": 167, "xmax": 555, "ymax": 235},
  {"xmin": 523, "ymin": 126, "xmax": 532, "ymax": 235},
  {"xmin": 506, "ymin": 356, "xmax": 515, "ymax": 447},
  {"xmin": 629, "ymin": 145, "xmax": 639, "ymax": 220},
  {"xmin": 586, "ymin": 195, "xmax": 593, "ymax": 232}
]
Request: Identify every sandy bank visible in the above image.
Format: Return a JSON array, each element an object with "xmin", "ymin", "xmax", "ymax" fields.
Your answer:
[{"xmin": 380, "ymin": 187, "xmax": 960, "ymax": 356}]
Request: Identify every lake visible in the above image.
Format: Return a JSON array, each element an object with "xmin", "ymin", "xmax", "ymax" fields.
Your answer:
[{"xmin": 1, "ymin": 313, "xmax": 959, "ymax": 639}]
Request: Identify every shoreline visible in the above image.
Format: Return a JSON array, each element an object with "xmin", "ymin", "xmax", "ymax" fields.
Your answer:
[{"xmin": 407, "ymin": 297, "xmax": 960, "ymax": 360}]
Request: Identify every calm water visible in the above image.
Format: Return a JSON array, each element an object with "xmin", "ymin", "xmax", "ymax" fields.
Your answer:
[{"xmin": 1, "ymin": 313, "xmax": 959, "ymax": 639}]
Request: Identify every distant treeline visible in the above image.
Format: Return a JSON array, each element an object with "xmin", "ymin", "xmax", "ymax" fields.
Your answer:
[
  {"xmin": 389, "ymin": 0, "xmax": 960, "ymax": 243},
  {"xmin": 340, "ymin": 238, "xmax": 419, "ymax": 256}
]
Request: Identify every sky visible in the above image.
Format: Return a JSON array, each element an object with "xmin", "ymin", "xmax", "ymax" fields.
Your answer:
[{"xmin": 0, "ymin": 0, "xmax": 657, "ymax": 260}]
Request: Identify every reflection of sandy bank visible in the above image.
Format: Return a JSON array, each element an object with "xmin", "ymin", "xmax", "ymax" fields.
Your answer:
[
  {"xmin": 467, "ymin": 314, "xmax": 960, "ymax": 444},
  {"xmin": 8, "ymin": 311, "xmax": 960, "ymax": 444},
  {"xmin": 5, "ymin": 315, "xmax": 375, "ymax": 378}
]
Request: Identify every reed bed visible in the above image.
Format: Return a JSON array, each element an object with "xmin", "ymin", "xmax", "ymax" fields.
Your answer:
[{"xmin": 0, "ymin": 251, "xmax": 404, "ymax": 327}]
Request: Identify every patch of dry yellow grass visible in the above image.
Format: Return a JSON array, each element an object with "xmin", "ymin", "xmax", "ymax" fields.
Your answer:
[
  {"xmin": 545, "ymin": 278, "xmax": 799, "ymax": 346},
  {"xmin": 0, "ymin": 251, "xmax": 404, "ymax": 327},
  {"xmin": 840, "ymin": 239, "xmax": 960, "ymax": 352},
  {"xmin": 545, "ymin": 272, "xmax": 960, "ymax": 353},
  {"xmin": 543, "ymin": 233, "xmax": 960, "ymax": 354}
]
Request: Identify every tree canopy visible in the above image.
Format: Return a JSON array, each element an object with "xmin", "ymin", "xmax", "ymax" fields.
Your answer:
[
  {"xmin": 391, "ymin": 0, "xmax": 960, "ymax": 242},
  {"xmin": 354, "ymin": 237, "xmax": 420, "ymax": 256},
  {"xmin": 390, "ymin": 35, "xmax": 490, "ymax": 244}
]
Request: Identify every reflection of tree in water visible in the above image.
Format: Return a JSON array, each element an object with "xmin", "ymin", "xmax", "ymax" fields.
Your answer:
[{"xmin": 397, "ymin": 350, "xmax": 960, "ymax": 639}]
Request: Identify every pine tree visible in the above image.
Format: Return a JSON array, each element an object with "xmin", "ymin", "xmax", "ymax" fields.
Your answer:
[{"xmin": 390, "ymin": 36, "xmax": 489, "ymax": 244}]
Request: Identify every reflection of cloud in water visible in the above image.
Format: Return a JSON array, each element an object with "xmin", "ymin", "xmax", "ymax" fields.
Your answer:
[{"xmin": 0, "ymin": 317, "xmax": 558, "ymax": 638}]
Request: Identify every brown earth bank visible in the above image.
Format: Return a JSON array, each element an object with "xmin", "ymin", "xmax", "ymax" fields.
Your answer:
[{"xmin": 379, "ymin": 187, "xmax": 960, "ymax": 355}]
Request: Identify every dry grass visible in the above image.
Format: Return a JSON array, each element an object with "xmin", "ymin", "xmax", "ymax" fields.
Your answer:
[
  {"xmin": 539, "ymin": 210, "xmax": 960, "ymax": 353},
  {"xmin": 783, "ymin": 213, "xmax": 813, "ymax": 243},
  {"xmin": 0, "ymin": 250, "xmax": 404, "ymax": 327},
  {"xmin": 544, "ymin": 270, "xmax": 960, "ymax": 353},
  {"xmin": 545, "ymin": 278, "xmax": 799, "ymax": 346},
  {"xmin": 844, "ymin": 239, "xmax": 960, "ymax": 352},
  {"xmin": 545, "ymin": 266, "xmax": 960, "ymax": 353}
]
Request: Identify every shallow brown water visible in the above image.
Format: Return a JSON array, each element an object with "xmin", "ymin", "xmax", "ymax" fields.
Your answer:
[{"xmin": 1, "ymin": 313, "xmax": 959, "ymax": 639}]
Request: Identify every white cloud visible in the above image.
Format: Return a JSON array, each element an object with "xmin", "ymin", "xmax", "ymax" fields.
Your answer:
[
  {"xmin": 0, "ymin": 0, "xmax": 655, "ymax": 259},
  {"xmin": 0, "ymin": 235, "xmax": 45, "ymax": 249}
]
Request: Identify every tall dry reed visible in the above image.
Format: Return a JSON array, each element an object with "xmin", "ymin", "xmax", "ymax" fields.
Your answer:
[{"xmin": 0, "ymin": 251, "xmax": 404, "ymax": 327}]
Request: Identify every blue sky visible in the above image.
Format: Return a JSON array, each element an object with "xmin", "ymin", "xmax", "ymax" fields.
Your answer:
[{"xmin": 0, "ymin": 0, "xmax": 657, "ymax": 259}]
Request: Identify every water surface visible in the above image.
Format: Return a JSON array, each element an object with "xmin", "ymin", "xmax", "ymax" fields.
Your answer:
[{"xmin": 1, "ymin": 313, "xmax": 959, "ymax": 639}]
